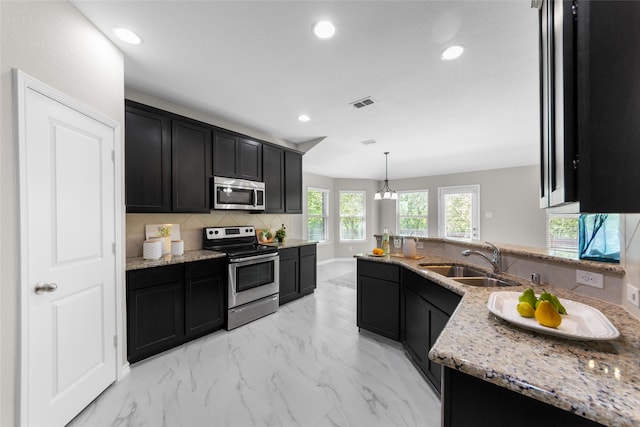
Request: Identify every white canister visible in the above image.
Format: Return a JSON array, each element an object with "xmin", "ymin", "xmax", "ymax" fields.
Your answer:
[
  {"xmin": 171, "ymin": 240, "xmax": 184, "ymax": 256},
  {"xmin": 403, "ymin": 237, "xmax": 417, "ymax": 258},
  {"xmin": 143, "ymin": 239, "xmax": 163, "ymax": 260}
]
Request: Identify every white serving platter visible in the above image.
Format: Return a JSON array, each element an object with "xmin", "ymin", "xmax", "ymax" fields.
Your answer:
[{"xmin": 487, "ymin": 291, "xmax": 620, "ymax": 341}]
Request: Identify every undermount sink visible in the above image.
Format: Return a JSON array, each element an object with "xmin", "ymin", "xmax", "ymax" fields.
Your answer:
[
  {"xmin": 418, "ymin": 263, "xmax": 519, "ymax": 287},
  {"xmin": 451, "ymin": 277, "xmax": 518, "ymax": 287},
  {"xmin": 418, "ymin": 264, "xmax": 488, "ymax": 278}
]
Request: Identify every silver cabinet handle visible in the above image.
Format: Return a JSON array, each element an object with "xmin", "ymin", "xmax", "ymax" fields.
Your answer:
[{"xmin": 34, "ymin": 282, "xmax": 58, "ymax": 294}]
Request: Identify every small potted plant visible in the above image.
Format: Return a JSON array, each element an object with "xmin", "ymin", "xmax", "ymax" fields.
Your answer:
[
  {"xmin": 157, "ymin": 225, "xmax": 172, "ymax": 254},
  {"xmin": 259, "ymin": 229, "xmax": 273, "ymax": 243},
  {"xmin": 274, "ymin": 224, "xmax": 286, "ymax": 243}
]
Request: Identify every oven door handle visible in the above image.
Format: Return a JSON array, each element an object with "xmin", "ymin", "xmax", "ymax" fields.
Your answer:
[{"xmin": 229, "ymin": 252, "xmax": 278, "ymax": 264}]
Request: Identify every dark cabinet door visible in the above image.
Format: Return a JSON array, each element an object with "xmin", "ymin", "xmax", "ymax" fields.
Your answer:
[
  {"xmin": 284, "ymin": 150, "xmax": 303, "ymax": 213},
  {"xmin": 279, "ymin": 249, "xmax": 299, "ymax": 305},
  {"xmin": 428, "ymin": 305, "xmax": 448, "ymax": 390},
  {"xmin": 403, "ymin": 287, "xmax": 430, "ymax": 373},
  {"xmin": 172, "ymin": 119, "xmax": 212, "ymax": 212},
  {"xmin": 125, "ymin": 104, "xmax": 172, "ymax": 213},
  {"xmin": 213, "ymin": 131, "xmax": 237, "ymax": 178},
  {"xmin": 237, "ymin": 138, "xmax": 262, "ymax": 181},
  {"xmin": 263, "ymin": 144, "xmax": 285, "ymax": 213},
  {"xmin": 184, "ymin": 259, "xmax": 225, "ymax": 338},
  {"xmin": 127, "ymin": 265, "xmax": 184, "ymax": 363},
  {"xmin": 299, "ymin": 245, "xmax": 317, "ymax": 295},
  {"xmin": 357, "ymin": 260, "xmax": 400, "ymax": 341},
  {"xmin": 576, "ymin": 0, "xmax": 640, "ymax": 212}
]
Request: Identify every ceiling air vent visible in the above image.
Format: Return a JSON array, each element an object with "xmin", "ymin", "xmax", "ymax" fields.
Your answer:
[
  {"xmin": 350, "ymin": 97, "xmax": 375, "ymax": 109},
  {"xmin": 360, "ymin": 139, "xmax": 377, "ymax": 146}
]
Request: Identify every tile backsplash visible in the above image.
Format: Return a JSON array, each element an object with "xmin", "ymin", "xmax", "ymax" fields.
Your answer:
[{"xmin": 126, "ymin": 212, "xmax": 292, "ymax": 257}]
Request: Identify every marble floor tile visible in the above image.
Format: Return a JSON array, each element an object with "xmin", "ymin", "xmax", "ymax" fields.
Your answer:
[{"xmin": 68, "ymin": 259, "xmax": 440, "ymax": 427}]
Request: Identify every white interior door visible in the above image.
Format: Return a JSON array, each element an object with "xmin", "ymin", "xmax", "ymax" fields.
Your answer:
[{"xmin": 17, "ymin": 71, "xmax": 118, "ymax": 427}]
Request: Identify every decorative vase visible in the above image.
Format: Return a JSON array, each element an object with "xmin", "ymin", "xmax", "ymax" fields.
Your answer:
[{"xmin": 143, "ymin": 239, "xmax": 162, "ymax": 260}]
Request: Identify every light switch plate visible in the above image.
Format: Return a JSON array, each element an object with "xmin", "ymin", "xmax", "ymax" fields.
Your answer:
[
  {"xmin": 627, "ymin": 284, "xmax": 640, "ymax": 308},
  {"xmin": 576, "ymin": 270, "xmax": 604, "ymax": 288}
]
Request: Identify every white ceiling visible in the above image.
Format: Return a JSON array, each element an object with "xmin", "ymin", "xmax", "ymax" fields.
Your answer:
[{"xmin": 72, "ymin": 0, "xmax": 540, "ymax": 181}]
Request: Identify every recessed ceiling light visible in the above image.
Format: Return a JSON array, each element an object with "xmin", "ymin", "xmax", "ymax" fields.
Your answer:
[
  {"xmin": 441, "ymin": 45, "xmax": 464, "ymax": 61},
  {"xmin": 113, "ymin": 27, "xmax": 143, "ymax": 45},
  {"xmin": 312, "ymin": 20, "xmax": 336, "ymax": 40},
  {"xmin": 298, "ymin": 114, "xmax": 311, "ymax": 122}
]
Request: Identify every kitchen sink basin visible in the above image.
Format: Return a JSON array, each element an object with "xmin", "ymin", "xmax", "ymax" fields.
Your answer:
[
  {"xmin": 451, "ymin": 277, "xmax": 518, "ymax": 287},
  {"xmin": 418, "ymin": 264, "xmax": 488, "ymax": 278}
]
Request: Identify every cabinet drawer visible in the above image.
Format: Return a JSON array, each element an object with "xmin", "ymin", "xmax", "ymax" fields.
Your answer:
[
  {"xmin": 185, "ymin": 257, "xmax": 226, "ymax": 279},
  {"xmin": 358, "ymin": 259, "xmax": 400, "ymax": 283},
  {"xmin": 278, "ymin": 247, "xmax": 299, "ymax": 261},
  {"xmin": 403, "ymin": 269, "xmax": 461, "ymax": 316},
  {"xmin": 127, "ymin": 264, "xmax": 184, "ymax": 291},
  {"xmin": 299, "ymin": 244, "xmax": 316, "ymax": 257}
]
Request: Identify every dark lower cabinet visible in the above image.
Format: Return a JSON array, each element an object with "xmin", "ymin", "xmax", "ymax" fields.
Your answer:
[
  {"xmin": 402, "ymin": 269, "xmax": 461, "ymax": 393},
  {"xmin": 279, "ymin": 244, "xmax": 317, "ymax": 305},
  {"xmin": 357, "ymin": 260, "xmax": 400, "ymax": 341},
  {"xmin": 127, "ymin": 265, "xmax": 184, "ymax": 363},
  {"xmin": 127, "ymin": 259, "xmax": 226, "ymax": 363},
  {"xmin": 442, "ymin": 367, "xmax": 604, "ymax": 427},
  {"xmin": 184, "ymin": 258, "xmax": 226, "ymax": 339}
]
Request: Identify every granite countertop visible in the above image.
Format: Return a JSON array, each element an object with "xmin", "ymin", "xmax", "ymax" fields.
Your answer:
[
  {"xmin": 126, "ymin": 250, "xmax": 226, "ymax": 271},
  {"xmin": 266, "ymin": 239, "xmax": 317, "ymax": 249},
  {"xmin": 355, "ymin": 253, "xmax": 640, "ymax": 427}
]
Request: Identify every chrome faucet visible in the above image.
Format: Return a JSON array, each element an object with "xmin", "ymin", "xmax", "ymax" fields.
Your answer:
[{"xmin": 462, "ymin": 242, "xmax": 503, "ymax": 274}]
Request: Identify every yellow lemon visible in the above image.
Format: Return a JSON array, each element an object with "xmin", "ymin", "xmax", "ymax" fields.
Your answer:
[
  {"xmin": 535, "ymin": 300, "xmax": 562, "ymax": 328},
  {"xmin": 516, "ymin": 301, "xmax": 535, "ymax": 318}
]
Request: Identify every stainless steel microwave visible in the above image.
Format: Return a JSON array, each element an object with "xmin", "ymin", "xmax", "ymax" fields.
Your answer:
[{"xmin": 212, "ymin": 176, "xmax": 265, "ymax": 211}]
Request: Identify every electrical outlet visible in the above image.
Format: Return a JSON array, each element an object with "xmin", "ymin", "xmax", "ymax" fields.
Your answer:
[
  {"xmin": 627, "ymin": 284, "xmax": 640, "ymax": 308},
  {"xmin": 576, "ymin": 270, "xmax": 604, "ymax": 288},
  {"xmin": 416, "ymin": 241, "xmax": 424, "ymax": 249}
]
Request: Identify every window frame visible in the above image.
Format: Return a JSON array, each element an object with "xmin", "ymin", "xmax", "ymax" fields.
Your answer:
[
  {"xmin": 306, "ymin": 187, "xmax": 330, "ymax": 243},
  {"xmin": 339, "ymin": 190, "xmax": 367, "ymax": 242},
  {"xmin": 396, "ymin": 189, "xmax": 429, "ymax": 237},
  {"xmin": 437, "ymin": 185, "xmax": 480, "ymax": 241}
]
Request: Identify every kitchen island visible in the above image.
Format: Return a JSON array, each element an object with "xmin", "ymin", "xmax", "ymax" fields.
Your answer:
[{"xmin": 355, "ymin": 253, "xmax": 640, "ymax": 427}]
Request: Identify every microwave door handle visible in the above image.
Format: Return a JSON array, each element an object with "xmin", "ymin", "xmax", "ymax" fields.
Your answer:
[{"xmin": 253, "ymin": 189, "xmax": 257, "ymax": 207}]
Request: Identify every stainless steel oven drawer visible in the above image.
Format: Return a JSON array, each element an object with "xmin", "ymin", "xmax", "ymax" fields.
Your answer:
[{"xmin": 227, "ymin": 293, "xmax": 279, "ymax": 330}]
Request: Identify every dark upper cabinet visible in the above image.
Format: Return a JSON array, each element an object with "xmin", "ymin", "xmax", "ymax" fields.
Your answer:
[
  {"xmin": 263, "ymin": 144, "xmax": 285, "ymax": 213},
  {"xmin": 213, "ymin": 131, "xmax": 262, "ymax": 181},
  {"xmin": 172, "ymin": 119, "xmax": 212, "ymax": 212},
  {"xmin": 125, "ymin": 104, "xmax": 172, "ymax": 212},
  {"xmin": 284, "ymin": 150, "xmax": 303, "ymax": 214},
  {"xmin": 263, "ymin": 145, "xmax": 303, "ymax": 214},
  {"xmin": 539, "ymin": 0, "xmax": 640, "ymax": 212},
  {"xmin": 125, "ymin": 100, "xmax": 213, "ymax": 213}
]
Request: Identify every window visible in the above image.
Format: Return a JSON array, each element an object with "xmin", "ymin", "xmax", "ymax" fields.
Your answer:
[
  {"xmin": 339, "ymin": 191, "xmax": 366, "ymax": 241},
  {"xmin": 307, "ymin": 188, "xmax": 329, "ymax": 242},
  {"xmin": 547, "ymin": 213, "xmax": 579, "ymax": 253},
  {"xmin": 438, "ymin": 185, "xmax": 480, "ymax": 241},
  {"xmin": 397, "ymin": 190, "xmax": 428, "ymax": 237}
]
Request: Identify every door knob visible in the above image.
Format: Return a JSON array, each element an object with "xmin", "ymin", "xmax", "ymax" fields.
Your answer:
[{"xmin": 34, "ymin": 282, "xmax": 58, "ymax": 294}]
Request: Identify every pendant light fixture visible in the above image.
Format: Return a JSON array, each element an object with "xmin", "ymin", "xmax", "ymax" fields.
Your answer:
[{"xmin": 374, "ymin": 152, "xmax": 398, "ymax": 200}]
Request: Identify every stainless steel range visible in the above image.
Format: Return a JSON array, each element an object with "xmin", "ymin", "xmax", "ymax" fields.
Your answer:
[{"xmin": 203, "ymin": 226, "xmax": 279, "ymax": 330}]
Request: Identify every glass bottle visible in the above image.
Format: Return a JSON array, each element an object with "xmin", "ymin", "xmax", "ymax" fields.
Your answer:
[{"xmin": 382, "ymin": 227, "xmax": 390, "ymax": 255}]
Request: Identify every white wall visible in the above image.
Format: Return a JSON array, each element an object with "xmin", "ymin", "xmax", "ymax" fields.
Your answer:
[
  {"xmin": 380, "ymin": 165, "xmax": 547, "ymax": 247},
  {"xmin": 1, "ymin": 2, "xmax": 124, "ymax": 425}
]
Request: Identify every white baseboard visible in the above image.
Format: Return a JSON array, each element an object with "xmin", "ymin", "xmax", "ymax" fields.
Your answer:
[
  {"xmin": 318, "ymin": 257, "xmax": 356, "ymax": 266},
  {"xmin": 118, "ymin": 362, "xmax": 131, "ymax": 381}
]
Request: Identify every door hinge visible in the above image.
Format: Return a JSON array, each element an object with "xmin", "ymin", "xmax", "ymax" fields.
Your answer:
[
  {"xmin": 113, "ymin": 335, "xmax": 118, "ymax": 348},
  {"xmin": 112, "ymin": 242, "xmax": 116, "ymax": 254},
  {"xmin": 572, "ymin": 1, "xmax": 577, "ymax": 17},
  {"xmin": 111, "ymin": 150, "xmax": 115, "ymax": 162}
]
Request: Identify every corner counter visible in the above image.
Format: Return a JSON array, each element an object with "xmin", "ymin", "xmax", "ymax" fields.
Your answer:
[
  {"xmin": 126, "ymin": 250, "xmax": 226, "ymax": 271},
  {"xmin": 354, "ymin": 253, "xmax": 640, "ymax": 427},
  {"xmin": 266, "ymin": 239, "xmax": 317, "ymax": 249}
]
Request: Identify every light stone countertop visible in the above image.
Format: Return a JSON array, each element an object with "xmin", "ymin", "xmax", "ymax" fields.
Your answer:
[
  {"xmin": 265, "ymin": 239, "xmax": 317, "ymax": 249},
  {"xmin": 355, "ymin": 253, "xmax": 640, "ymax": 427},
  {"xmin": 126, "ymin": 250, "xmax": 226, "ymax": 271}
]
